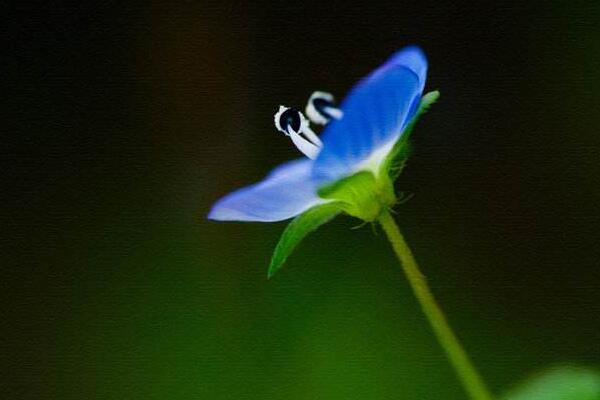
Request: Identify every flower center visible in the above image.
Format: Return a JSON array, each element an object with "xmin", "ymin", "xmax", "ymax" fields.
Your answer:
[{"xmin": 273, "ymin": 91, "xmax": 343, "ymax": 160}]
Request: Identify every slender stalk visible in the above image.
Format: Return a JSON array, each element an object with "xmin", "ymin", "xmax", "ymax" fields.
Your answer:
[{"xmin": 378, "ymin": 210, "xmax": 494, "ymax": 400}]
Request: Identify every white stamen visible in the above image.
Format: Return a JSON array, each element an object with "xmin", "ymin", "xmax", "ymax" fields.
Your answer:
[
  {"xmin": 301, "ymin": 125, "xmax": 323, "ymax": 147},
  {"xmin": 288, "ymin": 130, "xmax": 320, "ymax": 159},
  {"xmin": 324, "ymin": 106, "xmax": 343, "ymax": 120},
  {"xmin": 274, "ymin": 105, "xmax": 322, "ymax": 159},
  {"xmin": 273, "ymin": 106, "xmax": 289, "ymax": 134},
  {"xmin": 305, "ymin": 91, "xmax": 343, "ymax": 125}
]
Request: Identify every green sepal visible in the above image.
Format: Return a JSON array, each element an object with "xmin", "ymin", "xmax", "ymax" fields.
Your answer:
[
  {"xmin": 318, "ymin": 171, "xmax": 396, "ymax": 222},
  {"xmin": 384, "ymin": 90, "xmax": 440, "ymax": 179},
  {"xmin": 503, "ymin": 366, "xmax": 600, "ymax": 400},
  {"xmin": 268, "ymin": 202, "xmax": 342, "ymax": 278}
]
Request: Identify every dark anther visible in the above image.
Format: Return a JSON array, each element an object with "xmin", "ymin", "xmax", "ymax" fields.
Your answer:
[
  {"xmin": 313, "ymin": 97, "xmax": 335, "ymax": 119},
  {"xmin": 279, "ymin": 108, "xmax": 302, "ymax": 134}
]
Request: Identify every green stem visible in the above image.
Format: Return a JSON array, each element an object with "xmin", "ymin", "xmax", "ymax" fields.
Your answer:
[{"xmin": 378, "ymin": 210, "xmax": 494, "ymax": 400}]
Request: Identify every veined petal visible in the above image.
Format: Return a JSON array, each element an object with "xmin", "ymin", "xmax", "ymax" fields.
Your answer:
[
  {"xmin": 208, "ymin": 159, "xmax": 325, "ymax": 222},
  {"xmin": 312, "ymin": 47, "xmax": 427, "ymax": 184}
]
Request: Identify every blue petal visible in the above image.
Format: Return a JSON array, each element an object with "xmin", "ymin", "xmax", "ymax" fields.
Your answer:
[
  {"xmin": 312, "ymin": 46, "xmax": 427, "ymax": 183},
  {"xmin": 208, "ymin": 159, "xmax": 324, "ymax": 222},
  {"xmin": 386, "ymin": 46, "xmax": 428, "ymax": 92}
]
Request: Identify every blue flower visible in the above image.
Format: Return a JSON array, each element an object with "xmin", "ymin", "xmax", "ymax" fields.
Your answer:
[
  {"xmin": 209, "ymin": 46, "xmax": 435, "ymax": 222},
  {"xmin": 208, "ymin": 45, "xmax": 438, "ymax": 275}
]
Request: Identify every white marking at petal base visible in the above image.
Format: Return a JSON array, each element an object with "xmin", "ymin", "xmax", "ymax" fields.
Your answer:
[{"xmin": 356, "ymin": 139, "xmax": 396, "ymax": 177}]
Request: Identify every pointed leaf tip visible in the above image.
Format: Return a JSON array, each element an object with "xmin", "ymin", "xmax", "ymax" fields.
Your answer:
[
  {"xmin": 420, "ymin": 90, "xmax": 440, "ymax": 111},
  {"xmin": 268, "ymin": 203, "xmax": 342, "ymax": 278}
]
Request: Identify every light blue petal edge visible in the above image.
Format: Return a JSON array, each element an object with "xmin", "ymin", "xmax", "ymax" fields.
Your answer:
[{"xmin": 208, "ymin": 158, "xmax": 324, "ymax": 222}]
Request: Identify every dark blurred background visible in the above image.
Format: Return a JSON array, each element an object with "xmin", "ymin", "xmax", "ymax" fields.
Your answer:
[{"xmin": 3, "ymin": 1, "xmax": 600, "ymax": 399}]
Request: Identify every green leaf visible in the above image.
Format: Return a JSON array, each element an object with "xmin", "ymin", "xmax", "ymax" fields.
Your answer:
[
  {"xmin": 384, "ymin": 90, "xmax": 440, "ymax": 179},
  {"xmin": 268, "ymin": 203, "xmax": 342, "ymax": 278},
  {"xmin": 503, "ymin": 366, "xmax": 600, "ymax": 400}
]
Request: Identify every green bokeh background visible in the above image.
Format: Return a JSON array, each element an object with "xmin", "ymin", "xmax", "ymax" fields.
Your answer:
[{"xmin": 4, "ymin": 1, "xmax": 600, "ymax": 399}]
